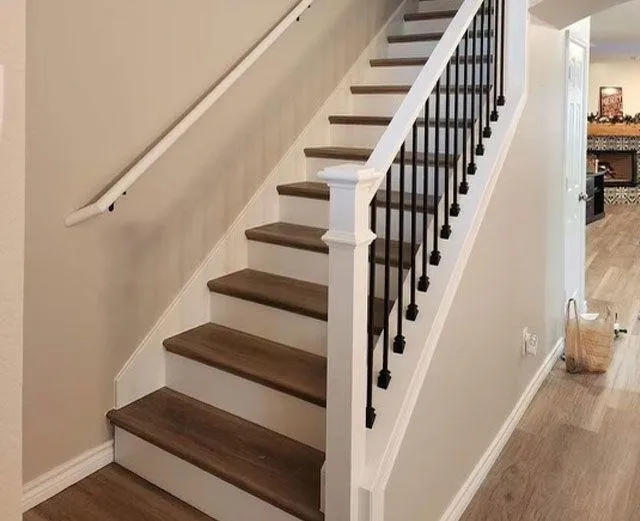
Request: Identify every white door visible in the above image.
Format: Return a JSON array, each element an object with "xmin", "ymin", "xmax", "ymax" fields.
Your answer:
[{"xmin": 564, "ymin": 36, "xmax": 588, "ymax": 305}]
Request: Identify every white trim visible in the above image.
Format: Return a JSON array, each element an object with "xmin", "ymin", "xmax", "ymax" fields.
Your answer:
[
  {"xmin": 64, "ymin": 0, "xmax": 315, "ymax": 227},
  {"xmin": 438, "ymin": 338, "xmax": 564, "ymax": 521},
  {"xmin": 22, "ymin": 440, "xmax": 114, "ymax": 511}
]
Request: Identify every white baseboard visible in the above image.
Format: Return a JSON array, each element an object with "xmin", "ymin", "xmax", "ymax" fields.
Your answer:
[
  {"xmin": 438, "ymin": 337, "xmax": 564, "ymax": 521},
  {"xmin": 22, "ymin": 440, "xmax": 114, "ymax": 512}
]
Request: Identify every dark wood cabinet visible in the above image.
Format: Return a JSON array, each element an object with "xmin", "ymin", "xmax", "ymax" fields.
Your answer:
[{"xmin": 586, "ymin": 172, "xmax": 605, "ymax": 225}]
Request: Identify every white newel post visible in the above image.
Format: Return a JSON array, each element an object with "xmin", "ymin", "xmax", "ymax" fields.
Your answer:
[{"xmin": 319, "ymin": 165, "xmax": 381, "ymax": 521}]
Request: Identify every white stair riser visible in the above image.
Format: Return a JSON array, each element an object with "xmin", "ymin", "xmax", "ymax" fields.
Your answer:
[
  {"xmin": 210, "ymin": 292, "xmax": 327, "ymax": 357},
  {"xmin": 386, "ymin": 40, "xmax": 440, "ymax": 58},
  {"xmin": 307, "ymin": 156, "xmax": 455, "ymax": 193},
  {"xmin": 402, "ymin": 18, "xmax": 453, "ymax": 35},
  {"xmin": 416, "ymin": 0, "xmax": 464, "ymax": 13},
  {"xmin": 115, "ymin": 429, "xmax": 301, "ymax": 521},
  {"xmin": 330, "ymin": 123, "xmax": 465, "ymax": 152},
  {"xmin": 365, "ymin": 62, "xmax": 488, "ymax": 84},
  {"xmin": 166, "ymin": 352, "xmax": 325, "ymax": 450},
  {"xmin": 351, "ymin": 91, "xmax": 487, "ymax": 116},
  {"xmin": 248, "ymin": 241, "xmax": 403, "ymax": 298},
  {"xmin": 385, "ymin": 36, "xmax": 493, "ymax": 59}
]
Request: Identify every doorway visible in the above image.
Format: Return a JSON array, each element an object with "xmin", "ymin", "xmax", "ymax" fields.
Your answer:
[{"xmin": 563, "ymin": 28, "xmax": 589, "ymax": 306}]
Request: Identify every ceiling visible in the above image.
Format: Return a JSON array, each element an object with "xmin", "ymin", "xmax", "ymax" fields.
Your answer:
[{"xmin": 591, "ymin": 0, "xmax": 640, "ymax": 60}]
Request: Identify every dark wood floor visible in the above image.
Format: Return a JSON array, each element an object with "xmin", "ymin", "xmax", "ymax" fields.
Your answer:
[
  {"xmin": 461, "ymin": 205, "xmax": 640, "ymax": 520},
  {"xmin": 23, "ymin": 464, "xmax": 215, "ymax": 521}
]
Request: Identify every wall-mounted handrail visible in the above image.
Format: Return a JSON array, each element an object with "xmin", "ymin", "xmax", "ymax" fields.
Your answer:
[
  {"xmin": 65, "ymin": 0, "xmax": 314, "ymax": 227},
  {"xmin": 364, "ymin": 0, "xmax": 484, "ymax": 192}
]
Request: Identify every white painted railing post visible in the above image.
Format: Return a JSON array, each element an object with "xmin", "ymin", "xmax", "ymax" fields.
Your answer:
[{"xmin": 319, "ymin": 164, "xmax": 381, "ymax": 521}]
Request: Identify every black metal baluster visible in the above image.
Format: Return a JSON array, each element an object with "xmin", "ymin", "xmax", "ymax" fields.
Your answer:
[
  {"xmin": 498, "ymin": 0, "xmax": 506, "ymax": 106},
  {"xmin": 441, "ymin": 63, "xmax": 452, "ymax": 240},
  {"xmin": 483, "ymin": 0, "xmax": 493, "ymax": 138},
  {"xmin": 366, "ymin": 197, "xmax": 377, "ymax": 428},
  {"xmin": 451, "ymin": 43, "xmax": 461, "ymax": 216},
  {"xmin": 407, "ymin": 123, "xmax": 419, "ymax": 321},
  {"xmin": 476, "ymin": 7, "xmax": 485, "ymax": 156},
  {"xmin": 469, "ymin": 17, "xmax": 478, "ymax": 176},
  {"xmin": 461, "ymin": 31, "xmax": 470, "ymax": 194},
  {"xmin": 418, "ymin": 98, "xmax": 430, "ymax": 292},
  {"xmin": 490, "ymin": 0, "xmax": 500, "ymax": 121},
  {"xmin": 430, "ymin": 83, "xmax": 441, "ymax": 266},
  {"xmin": 378, "ymin": 169, "xmax": 392, "ymax": 389},
  {"xmin": 393, "ymin": 144, "xmax": 407, "ymax": 354}
]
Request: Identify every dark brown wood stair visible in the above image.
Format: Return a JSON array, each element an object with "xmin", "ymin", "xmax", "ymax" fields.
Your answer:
[
  {"xmin": 208, "ymin": 269, "xmax": 387, "ymax": 334},
  {"xmin": 388, "ymin": 30, "xmax": 491, "ymax": 43},
  {"xmin": 277, "ymin": 181, "xmax": 438, "ymax": 210},
  {"xmin": 328, "ymin": 114, "xmax": 473, "ymax": 128},
  {"xmin": 164, "ymin": 323, "xmax": 327, "ymax": 407},
  {"xmin": 404, "ymin": 9, "xmax": 457, "ymax": 21},
  {"xmin": 23, "ymin": 464, "xmax": 216, "ymax": 521},
  {"xmin": 369, "ymin": 55, "xmax": 491, "ymax": 67},
  {"xmin": 245, "ymin": 222, "xmax": 416, "ymax": 269},
  {"xmin": 304, "ymin": 146, "xmax": 457, "ymax": 167},
  {"xmin": 350, "ymin": 84, "xmax": 490, "ymax": 95},
  {"xmin": 107, "ymin": 388, "xmax": 324, "ymax": 521}
]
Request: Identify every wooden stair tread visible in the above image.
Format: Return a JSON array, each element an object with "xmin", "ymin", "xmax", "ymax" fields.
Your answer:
[
  {"xmin": 164, "ymin": 323, "xmax": 327, "ymax": 407},
  {"xmin": 404, "ymin": 9, "xmax": 457, "ymax": 21},
  {"xmin": 245, "ymin": 222, "xmax": 417, "ymax": 269},
  {"xmin": 388, "ymin": 32, "xmax": 443, "ymax": 43},
  {"xmin": 277, "ymin": 181, "xmax": 436, "ymax": 212},
  {"xmin": 404, "ymin": 8, "xmax": 490, "ymax": 21},
  {"xmin": 369, "ymin": 56, "xmax": 491, "ymax": 67},
  {"xmin": 107, "ymin": 388, "xmax": 325, "ymax": 521},
  {"xmin": 208, "ymin": 269, "xmax": 387, "ymax": 334},
  {"xmin": 23, "ymin": 464, "xmax": 216, "ymax": 521},
  {"xmin": 388, "ymin": 30, "xmax": 490, "ymax": 43},
  {"xmin": 304, "ymin": 146, "xmax": 457, "ymax": 167},
  {"xmin": 350, "ymin": 84, "xmax": 490, "ymax": 95},
  {"xmin": 328, "ymin": 114, "xmax": 473, "ymax": 127}
]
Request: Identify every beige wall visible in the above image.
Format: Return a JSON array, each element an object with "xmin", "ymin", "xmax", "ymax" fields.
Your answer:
[
  {"xmin": 589, "ymin": 60, "xmax": 640, "ymax": 115},
  {"xmin": 385, "ymin": 19, "xmax": 567, "ymax": 520},
  {"xmin": 0, "ymin": 0, "xmax": 25, "ymax": 518},
  {"xmin": 24, "ymin": 0, "xmax": 401, "ymax": 481}
]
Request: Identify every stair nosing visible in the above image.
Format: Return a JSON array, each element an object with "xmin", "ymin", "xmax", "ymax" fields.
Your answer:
[
  {"xmin": 207, "ymin": 269, "xmax": 386, "ymax": 334},
  {"xmin": 245, "ymin": 222, "xmax": 419, "ymax": 269},
  {"xmin": 164, "ymin": 324, "xmax": 327, "ymax": 408},
  {"xmin": 303, "ymin": 146, "xmax": 458, "ymax": 167},
  {"xmin": 328, "ymin": 115, "xmax": 474, "ymax": 127},
  {"xmin": 403, "ymin": 9, "xmax": 458, "ymax": 21},
  {"xmin": 108, "ymin": 388, "xmax": 324, "ymax": 521}
]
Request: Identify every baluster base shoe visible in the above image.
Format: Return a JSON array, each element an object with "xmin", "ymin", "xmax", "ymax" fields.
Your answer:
[
  {"xmin": 393, "ymin": 335, "xmax": 406, "ymax": 354},
  {"xmin": 406, "ymin": 304, "xmax": 419, "ymax": 321},
  {"xmin": 418, "ymin": 276, "xmax": 430, "ymax": 292},
  {"xmin": 429, "ymin": 250, "xmax": 442, "ymax": 266},
  {"xmin": 366, "ymin": 407, "xmax": 377, "ymax": 429}
]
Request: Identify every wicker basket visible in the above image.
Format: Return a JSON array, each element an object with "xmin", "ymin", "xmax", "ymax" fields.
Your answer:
[{"xmin": 564, "ymin": 298, "xmax": 614, "ymax": 374}]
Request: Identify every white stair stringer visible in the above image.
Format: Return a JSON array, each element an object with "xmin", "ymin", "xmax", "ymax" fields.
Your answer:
[
  {"xmin": 115, "ymin": 428, "xmax": 301, "ymax": 521},
  {"xmin": 359, "ymin": 92, "xmax": 527, "ymax": 521},
  {"xmin": 166, "ymin": 352, "xmax": 326, "ymax": 450}
]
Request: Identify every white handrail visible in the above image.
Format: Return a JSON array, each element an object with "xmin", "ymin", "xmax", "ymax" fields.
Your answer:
[
  {"xmin": 65, "ymin": 0, "xmax": 315, "ymax": 227},
  {"xmin": 365, "ymin": 0, "xmax": 484, "ymax": 190}
]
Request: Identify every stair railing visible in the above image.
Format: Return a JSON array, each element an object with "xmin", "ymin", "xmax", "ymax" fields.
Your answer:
[
  {"xmin": 319, "ymin": 0, "xmax": 516, "ymax": 518},
  {"xmin": 64, "ymin": 0, "xmax": 314, "ymax": 227}
]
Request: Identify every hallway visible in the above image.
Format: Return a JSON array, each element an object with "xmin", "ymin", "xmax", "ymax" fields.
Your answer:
[{"xmin": 461, "ymin": 205, "xmax": 640, "ymax": 520}]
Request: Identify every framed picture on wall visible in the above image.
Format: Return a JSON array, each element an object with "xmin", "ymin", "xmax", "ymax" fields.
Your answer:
[{"xmin": 600, "ymin": 86, "xmax": 623, "ymax": 118}]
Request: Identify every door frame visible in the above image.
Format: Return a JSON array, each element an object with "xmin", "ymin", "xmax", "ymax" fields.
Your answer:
[{"xmin": 562, "ymin": 27, "xmax": 589, "ymax": 307}]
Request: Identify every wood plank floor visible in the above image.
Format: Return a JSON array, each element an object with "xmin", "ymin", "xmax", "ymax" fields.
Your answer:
[
  {"xmin": 461, "ymin": 205, "xmax": 640, "ymax": 521},
  {"xmin": 23, "ymin": 464, "xmax": 215, "ymax": 521}
]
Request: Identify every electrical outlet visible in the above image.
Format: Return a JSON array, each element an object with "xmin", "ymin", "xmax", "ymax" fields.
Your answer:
[{"xmin": 522, "ymin": 327, "xmax": 538, "ymax": 356}]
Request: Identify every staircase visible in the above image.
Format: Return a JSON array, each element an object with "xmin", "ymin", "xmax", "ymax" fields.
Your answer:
[{"xmin": 106, "ymin": 0, "xmax": 522, "ymax": 520}]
